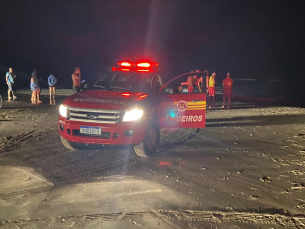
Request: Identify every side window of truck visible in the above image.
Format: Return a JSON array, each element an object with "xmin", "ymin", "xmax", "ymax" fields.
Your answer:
[{"xmin": 155, "ymin": 74, "xmax": 163, "ymax": 91}]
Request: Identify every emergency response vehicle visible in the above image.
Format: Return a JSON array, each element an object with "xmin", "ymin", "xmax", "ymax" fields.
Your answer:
[{"xmin": 58, "ymin": 61, "xmax": 207, "ymax": 157}]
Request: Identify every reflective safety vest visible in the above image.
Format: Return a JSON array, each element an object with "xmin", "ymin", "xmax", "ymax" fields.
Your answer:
[{"xmin": 209, "ymin": 76, "xmax": 215, "ymax": 88}]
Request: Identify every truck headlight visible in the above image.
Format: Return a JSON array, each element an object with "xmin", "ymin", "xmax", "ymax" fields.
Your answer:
[
  {"xmin": 59, "ymin": 105, "xmax": 67, "ymax": 118},
  {"xmin": 123, "ymin": 108, "xmax": 144, "ymax": 122}
]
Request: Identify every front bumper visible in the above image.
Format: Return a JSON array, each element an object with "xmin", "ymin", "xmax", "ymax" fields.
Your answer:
[{"xmin": 58, "ymin": 117, "xmax": 149, "ymax": 145}]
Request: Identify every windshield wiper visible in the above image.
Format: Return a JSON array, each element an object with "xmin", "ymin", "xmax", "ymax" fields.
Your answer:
[
  {"xmin": 108, "ymin": 86, "xmax": 130, "ymax": 90},
  {"xmin": 93, "ymin": 85, "xmax": 109, "ymax": 89}
]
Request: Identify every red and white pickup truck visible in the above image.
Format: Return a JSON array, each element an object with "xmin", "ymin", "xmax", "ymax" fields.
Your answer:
[{"xmin": 59, "ymin": 61, "xmax": 207, "ymax": 157}]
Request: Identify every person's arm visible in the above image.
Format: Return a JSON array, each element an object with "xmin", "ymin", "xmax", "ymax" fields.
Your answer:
[
  {"xmin": 197, "ymin": 77, "xmax": 202, "ymax": 92},
  {"xmin": 6, "ymin": 75, "xmax": 9, "ymax": 84}
]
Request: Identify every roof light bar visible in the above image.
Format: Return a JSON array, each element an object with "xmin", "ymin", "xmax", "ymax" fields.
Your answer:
[
  {"xmin": 121, "ymin": 92, "xmax": 131, "ymax": 97},
  {"xmin": 119, "ymin": 62, "xmax": 131, "ymax": 67},
  {"xmin": 137, "ymin": 63, "xmax": 151, "ymax": 67}
]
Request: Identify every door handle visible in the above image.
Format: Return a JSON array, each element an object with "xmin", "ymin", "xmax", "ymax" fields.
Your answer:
[{"xmin": 192, "ymin": 99, "xmax": 202, "ymax": 102}]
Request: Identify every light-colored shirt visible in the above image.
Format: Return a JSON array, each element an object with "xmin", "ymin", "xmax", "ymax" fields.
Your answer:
[{"xmin": 6, "ymin": 72, "xmax": 15, "ymax": 84}]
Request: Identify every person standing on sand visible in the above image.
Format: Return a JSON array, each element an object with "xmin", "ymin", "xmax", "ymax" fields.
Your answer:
[
  {"xmin": 208, "ymin": 72, "xmax": 216, "ymax": 108},
  {"xmin": 6, "ymin": 67, "xmax": 17, "ymax": 101},
  {"xmin": 221, "ymin": 72, "xmax": 233, "ymax": 109},
  {"xmin": 72, "ymin": 67, "xmax": 81, "ymax": 94},
  {"xmin": 30, "ymin": 77, "xmax": 38, "ymax": 103},
  {"xmin": 48, "ymin": 74, "xmax": 57, "ymax": 105},
  {"xmin": 32, "ymin": 69, "xmax": 42, "ymax": 103}
]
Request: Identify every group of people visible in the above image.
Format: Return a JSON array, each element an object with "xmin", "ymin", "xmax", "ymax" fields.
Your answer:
[
  {"xmin": 5, "ymin": 67, "xmax": 83, "ymax": 105},
  {"xmin": 180, "ymin": 70, "xmax": 233, "ymax": 109},
  {"xmin": 30, "ymin": 69, "xmax": 57, "ymax": 104}
]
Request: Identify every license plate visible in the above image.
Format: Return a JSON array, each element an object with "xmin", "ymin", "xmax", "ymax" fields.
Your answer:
[{"xmin": 80, "ymin": 126, "xmax": 101, "ymax": 135}]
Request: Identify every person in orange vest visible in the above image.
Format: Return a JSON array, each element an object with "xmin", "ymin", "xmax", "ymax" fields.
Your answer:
[
  {"xmin": 221, "ymin": 72, "xmax": 233, "ymax": 108},
  {"xmin": 208, "ymin": 72, "xmax": 216, "ymax": 108}
]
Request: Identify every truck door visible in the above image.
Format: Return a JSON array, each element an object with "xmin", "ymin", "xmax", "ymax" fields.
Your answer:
[{"xmin": 158, "ymin": 72, "xmax": 207, "ymax": 128}]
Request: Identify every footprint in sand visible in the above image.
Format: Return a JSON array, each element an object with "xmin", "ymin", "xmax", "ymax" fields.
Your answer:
[
  {"xmin": 260, "ymin": 176, "xmax": 271, "ymax": 183},
  {"xmin": 249, "ymin": 195, "xmax": 259, "ymax": 200},
  {"xmin": 289, "ymin": 169, "xmax": 304, "ymax": 175},
  {"xmin": 291, "ymin": 182, "xmax": 305, "ymax": 190}
]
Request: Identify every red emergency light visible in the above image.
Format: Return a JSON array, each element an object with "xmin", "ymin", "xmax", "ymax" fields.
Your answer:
[
  {"xmin": 121, "ymin": 92, "xmax": 131, "ymax": 97},
  {"xmin": 137, "ymin": 62, "xmax": 151, "ymax": 67},
  {"xmin": 113, "ymin": 61, "xmax": 159, "ymax": 72},
  {"xmin": 118, "ymin": 62, "xmax": 131, "ymax": 67}
]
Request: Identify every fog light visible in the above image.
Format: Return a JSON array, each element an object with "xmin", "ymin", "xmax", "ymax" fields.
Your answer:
[
  {"xmin": 59, "ymin": 124, "xmax": 64, "ymax": 132},
  {"xmin": 124, "ymin": 129, "xmax": 135, "ymax": 136}
]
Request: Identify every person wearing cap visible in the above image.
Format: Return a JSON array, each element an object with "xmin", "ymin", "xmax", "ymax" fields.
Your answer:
[
  {"xmin": 221, "ymin": 72, "xmax": 233, "ymax": 108},
  {"xmin": 72, "ymin": 67, "xmax": 81, "ymax": 93}
]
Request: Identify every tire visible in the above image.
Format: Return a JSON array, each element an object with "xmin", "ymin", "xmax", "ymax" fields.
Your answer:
[
  {"xmin": 60, "ymin": 136, "xmax": 76, "ymax": 150},
  {"xmin": 134, "ymin": 122, "xmax": 160, "ymax": 157}
]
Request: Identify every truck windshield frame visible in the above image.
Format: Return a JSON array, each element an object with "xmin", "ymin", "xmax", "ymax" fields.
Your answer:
[{"xmin": 91, "ymin": 71, "xmax": 155, "ymax": 92}]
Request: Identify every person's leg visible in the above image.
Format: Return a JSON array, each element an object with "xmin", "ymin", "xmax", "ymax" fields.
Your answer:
[
  {"xmin": 37, "ymin": 90, "xmax": 40, "ymax": 103},
  {"xmin": 37, "ymin": 87, "xmax": 42, "ymax": 103},
  {"xmin": 49, "ymin": 87, "xmax": 52, "ymax": 104},
  {"xmin": 12, "ymin": 89, "xmax": 17, "ymax": 100},
  {"xmin": 33, "ymin": 91, "xmax": 37, "ymax": 103},
  {"xmin": 212, "ymin": 95, "xmax": 215, "ymax": 107},
  {"xmin": 208, "ymin": 87, "xmax": 211, "ymax": 108},
  {"xmin": 221, "ymin": 91, "xmax": 225, "ymax": 108},
  {"xmin": 52, "ymin": 87, "xmax": 56, "ymax": 105},
  {"xmin": 8, "ymin": 84, "xmax": 12, "ymax": 100},
  {"xmin": 228, "ymin": 91, "xmax": 232, "ymax": 108}
]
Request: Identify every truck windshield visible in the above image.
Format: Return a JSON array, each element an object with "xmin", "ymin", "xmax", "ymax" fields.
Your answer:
[{"xmin": 92, "ymin": 71, "xmax": 154, "ymax": 92}]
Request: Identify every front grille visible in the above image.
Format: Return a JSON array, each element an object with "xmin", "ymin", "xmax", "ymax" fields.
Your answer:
[
  {"xmin": 72, "ymin": 130, "xmax": 111, "ymax": 139},
  {"xmin": 67, "ymin": 106, "xmax": 123, "ymax": 124}
]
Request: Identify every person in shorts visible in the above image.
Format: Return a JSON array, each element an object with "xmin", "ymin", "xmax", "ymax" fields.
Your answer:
[
  {"xmin": 208, "ymin": 72, "xmax": 216, "ymax": 108},
  {"xmin": 221, "ymin": 72, "xmax": 233, "ymax": 108},
  {"xmin": 30, "ymin": 77, "xmax": 38, "ymax": 103},
  {"xmin": 6, "ymin": 68, "xmax": 17, "ymax": 101},
  {"xmin": 32, "ymin": 69, "xmax": 42, "ymax": 103},
  {"xmin": 48, "ymin": 74, "xmax": 57, "ymax": 105},
  {"xmin": 72, "ymin": 67, "xmax": 81, "ymax": 93}
]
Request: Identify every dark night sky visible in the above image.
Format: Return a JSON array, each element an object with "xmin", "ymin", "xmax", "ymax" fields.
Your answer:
[{"xmin": 1, "ymin": 0, "xmax": 305, "ymax": 88}]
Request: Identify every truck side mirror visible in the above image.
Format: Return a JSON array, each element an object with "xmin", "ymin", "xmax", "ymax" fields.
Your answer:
[
  {"xmin": 162, "ymin": 87, "xmax": 174, "ymax": 94},
  {"xmin": 182, "ymin": 88, "xmax": 189, "ymax": 93}
]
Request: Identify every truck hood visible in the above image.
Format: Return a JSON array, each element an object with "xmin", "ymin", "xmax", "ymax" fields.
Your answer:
[{"xmin": 63, "ymin": 90, "xmax": 147, "ymax": 110}]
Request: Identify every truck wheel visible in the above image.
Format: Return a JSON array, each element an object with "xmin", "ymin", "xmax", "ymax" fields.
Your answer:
[
  {"xmin": 134, "ymin": 123, "xmax": 160, "ymax": 157},
  {"xmin": 60, "ymin": 136, "xmax": 75, "ymax": 150}
]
